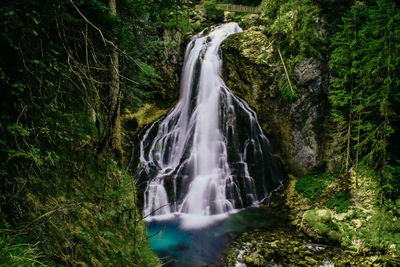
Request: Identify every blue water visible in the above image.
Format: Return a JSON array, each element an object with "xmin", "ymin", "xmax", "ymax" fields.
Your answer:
[{"xmin": 147, "ymin": 208, "xmax": 278, "ymax": 266}]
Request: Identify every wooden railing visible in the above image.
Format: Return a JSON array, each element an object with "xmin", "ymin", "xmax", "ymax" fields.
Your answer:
[{"xmin": 216, "ymin": 4, "xmax": 261, "ymax": 14}]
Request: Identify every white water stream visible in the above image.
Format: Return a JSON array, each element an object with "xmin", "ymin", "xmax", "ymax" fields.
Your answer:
[{"xmin": 137, "ymin": 23, "xmax": 283, "ymax": 227}]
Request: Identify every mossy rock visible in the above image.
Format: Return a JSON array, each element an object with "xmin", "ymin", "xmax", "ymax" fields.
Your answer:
[
  {"xmin": 302, "ymin": 209, "xmax": 343, "ymax": 244},
  {"xmin": 244, "ymin": 252, "xmax": 265, "ymax": 266},
  {"xmin": 327, "ymin": 230, "xmax": 341, "ymax": 243},
  {"xmin": 124, "ymin": 104, "xmax": 168, "ymax": 130},
  {"xmin": 313, "ymin": 222, "xmax": 330, "ymax": 235},
  {"xmin": 303, "ymin": 209, "xmax": 331, "ymax": 224},
  {"xmin": 302, "ymin": 209, "xmax": 330, "ymax": 238}
]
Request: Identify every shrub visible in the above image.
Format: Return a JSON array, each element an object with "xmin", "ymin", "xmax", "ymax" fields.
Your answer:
[
  {"xmin": 203, "ymin": 0, "xmax": 224, "ymax": 22},
  {"xmin": 0, "ymin": 233, "xmax": 45, "ymax": 266},
  {"xmin": 325, "ymin": 191, "xmax": 352, "ymax": 213},
  {"xmin": 295, "ymin": 172, "xmax": 334, "ymax": 202}
]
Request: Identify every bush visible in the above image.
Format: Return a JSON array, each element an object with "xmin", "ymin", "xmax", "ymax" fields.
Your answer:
[
  {"xmin": 0, "ymin": 232, "xmax": 45, "ymax": 266},
  {"xmin": 295, "ymin": 172, "xmax": 335, "ymax": 202},
  {"xmin": 358, "ymin": 209, "xmax": 400, "ymax": 255},
  {"xmin": 325, "ymin": 191, "xmax": 351, "ymax": 213},
  {"xmin": 203, "ymin": 0, "xmax": 224, "ymax": 22}
]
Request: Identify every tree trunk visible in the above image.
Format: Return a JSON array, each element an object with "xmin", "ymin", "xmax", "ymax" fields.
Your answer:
[
  {"xmin": 344, "ymin": 96, "xmax": 353, "ymax": 179},
  {"xmin": 355, "ymin": 110, "xmax": 360, "ymax": 188},
  {"xmin": 107, "ymin": 0, "xmax": 122, "ymax": 159}
]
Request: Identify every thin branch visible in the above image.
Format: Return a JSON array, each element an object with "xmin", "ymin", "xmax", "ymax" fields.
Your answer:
[
  {"xmin": 140, "ymin": 204, "xmax": 171, "ymax": 222},
  {"xmin": 69, "ymin": 0, "xmax": 145, "ymax": 81},
  {"xmin": 16, "ymin": 105, "xmax": 26, "ymax": 125},
  {"xmin": 120, "ymin": 73, "xmax": 139, "ymax": 85},
  {"xmin": 68, "ymin": 0, "xmax": 107, "ymax": 46},
  {"xmin": 277, "ymin": 47, "xmax": 294, "ymax": 94},
  {"xmin": 147, "ymin": 228, "xmax": 165, "ymax": 240}
]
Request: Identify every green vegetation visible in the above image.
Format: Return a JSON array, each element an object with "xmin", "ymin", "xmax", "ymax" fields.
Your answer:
[
  {"xmin": 325, "ymin": 192, "xmax": 351, "ymax": 213},
  {"xmin": 0, "ymin": 233, "xmax": 45, "ymax": 266},
  {"xmin": 260, "ymin": 1, "xmax": 400, "ymax": 255},
  {"xmin": 356, "ymin": 208, "xmax": 400, "ymax": 255},
  {"xmin": 0, "ymin": 0, "xmax": 197, "ymax": 265},
  {"xmin": 225, "ymin": 220, "xmax": 383, "ymax": 266},
  {"xmin": 257, "ymin": 1, "xmax": 400, "ymax": 182},
  {"xmin": 302, "ymin": 209, "xmax": 342, "ymax": 243},
  {"xmin": 257, "ymin": 0, "xmax": 327, "ymax": 101},
  {"xmin": 295, "ymin": 172, "xmax": 335, "ymax": 202},
  {"xmin": 329, "ymin": 0, "xmax": 400, "ymax": 202},
  {"xmin": 296, "ymin": 171, "xmax": 350, "ymax": 214},
  {"xmin": 334, "ymin": 204, "xmax": 400, "ymax": 258},
  {"xmin": 203, "ymin": 0, "xmax": 224, "ymax": 22},
  {"xmin": 292, "ymin": 165, "xmax": 400, "ymax": 259}
]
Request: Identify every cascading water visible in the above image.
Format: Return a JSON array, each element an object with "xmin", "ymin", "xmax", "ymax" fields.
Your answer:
[{"xmin": 137, "ymin": 23, "xmax": 283, "ymax": 226}]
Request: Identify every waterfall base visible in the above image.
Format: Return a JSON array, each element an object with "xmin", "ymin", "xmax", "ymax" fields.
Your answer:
[
  {"xmin": 144, "ymin": 210, "xmax": 241, "ymax": 230},
  {"xmin": 147, "ymin": 207, "xmax": 279, "ymax": 267}
]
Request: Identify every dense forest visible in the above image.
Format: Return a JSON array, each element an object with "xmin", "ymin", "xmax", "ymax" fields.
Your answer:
[
  {"xmin": 265, "ymin": 0, "xmax": 400, "ymax": 198},
  {"xmin": 0, "ymin": 0, "xmax": 399, "ymax": 265},
  {"xmin": 0, "ymin": 0, "xmax": 194, "ymax": 265}
]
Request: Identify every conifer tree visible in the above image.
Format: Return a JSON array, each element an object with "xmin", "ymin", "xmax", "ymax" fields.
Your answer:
[
  {"xmin": 329, "ymin": 2, "xmax": 365, "ymax": 179},
  {"xmin": 357, "ymin": 0, "xmax": 400, "ymax": 201},
  {"xmin": 329, "ymin": 0, "xmax": 400, "ymax": 197}
]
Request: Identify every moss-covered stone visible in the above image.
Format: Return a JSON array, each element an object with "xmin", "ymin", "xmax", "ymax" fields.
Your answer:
[
  {"xmin": 244, "ymin": 252, "xmax": 265, "ymax": 266},
  {"xmin": 282, "ymin": 167, "xmax": 400, "ymax": 260},
  {"xmin": 300, "ymin": 209, "xmax": 342, "ymax": 242},
  {"xmin": 222, "ymin": 226, "xmax": 382, "ymax": 266},
  {"xmin": 303, "ymin": 209, "xmax": 331, "ymax": 224}
]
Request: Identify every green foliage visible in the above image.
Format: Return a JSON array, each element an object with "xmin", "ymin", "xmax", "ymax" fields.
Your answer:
[
  {"xmin": 0, "ymin": 0, "xmax": 182, "ymax": 265},
  {"xmin": 303, "ymin": 209, "xmax": 332, "ymax": 224},
  {"xmin": 203, "ymin": 0, "xmax": 224, "ymax": 22},
  {"xmin": 328, "ymin": 1, "xmax": 367, "ymax": 174},
  {"xmin": 0, "ymin": 153, "xmax": 160, "ymax": 266},
  {"xmin": 277, "ymin": 75, "xmax": 298, "ymax": 102},
  {"xmin": 295, "ymin": 172, "xmax": 335, "ymax": 202},
  {"xmin": 356, "ymin": 208, "xmax": 400, "ymax": 256},
  {"xmin": 302, "ymin": 209, "xmax": 341, "ymax": 242},
  {"xmin": 163, "ymin": 7, "xmax": 200, "ymax": 34},
  {"xmin": 312, "ymin": 222, "xmax": 330, "ymax": 236},
  {"xmin": 0, "ymin": 232, "xmax": 46, "ymax": 266},
  {"xmin": 325, "ymin": 191, "xmax": 351, "ymax": 213},
  {"xmin": 260, "ymin": 0, "xmax": 327, "ymax": 61},
  {"xmin": 329, "ymin": 0, "xmax": 400, "ymax": 199},
  {"xmin": 258, "ymin": 0, "xmax": 328, "ymax": 101}
]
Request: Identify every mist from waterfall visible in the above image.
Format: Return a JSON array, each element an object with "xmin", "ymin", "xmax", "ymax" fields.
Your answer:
[{"xmin": 137, "ymin": 23, "xmax": 283, "ymax": 228}]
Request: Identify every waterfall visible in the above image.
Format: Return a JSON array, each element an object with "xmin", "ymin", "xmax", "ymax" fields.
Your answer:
[{"xmin": 137, "ymin": 23, "xmax": 283, "ymax": 225}]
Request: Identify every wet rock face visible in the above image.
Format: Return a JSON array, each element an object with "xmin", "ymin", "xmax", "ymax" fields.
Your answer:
[
  {"xmin": 295, "ymin": 57, "xmax": 323, "ymax": 90},
  {"xmin": 153, "ymin": 29, "xmax": 185, "ymax": 106},
  {"xmin": 221, "ymin": 30, "xmax": 330, "ymax": 176}
]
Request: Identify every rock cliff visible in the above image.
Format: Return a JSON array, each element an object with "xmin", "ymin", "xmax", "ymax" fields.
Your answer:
[{"xmin": 221, "ymin": 28, "xmax": 331, "ymax": 175}]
